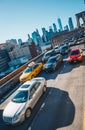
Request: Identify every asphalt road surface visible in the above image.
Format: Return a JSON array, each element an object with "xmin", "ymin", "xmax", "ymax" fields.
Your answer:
[{"xmin": 0, "ymin": 44, "xmax": 85, "ymax": 130}]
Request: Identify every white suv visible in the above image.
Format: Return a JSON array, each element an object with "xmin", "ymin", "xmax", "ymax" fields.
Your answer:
[{"xmin": 3, "ymin": 77, "xmax": 47, "ymax": 125}]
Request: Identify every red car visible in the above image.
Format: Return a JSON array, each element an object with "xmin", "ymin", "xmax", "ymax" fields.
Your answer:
[{"xmin": 68, "ymin": 47, "xmax": 83, "ymax": 63}]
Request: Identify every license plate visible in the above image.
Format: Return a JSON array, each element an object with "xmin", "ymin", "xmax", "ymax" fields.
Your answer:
[{"xmin": 74, "ymin": 60, "xmax": 76, "ymax": 63}]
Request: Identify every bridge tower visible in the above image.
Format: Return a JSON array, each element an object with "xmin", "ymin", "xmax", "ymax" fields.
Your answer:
[{"xmin": 75, "ymin": 11, "xmax": 85, "ymax": 28}]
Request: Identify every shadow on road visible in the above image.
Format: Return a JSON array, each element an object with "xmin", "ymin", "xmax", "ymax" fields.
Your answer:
[
  {"xmin": 0, "ymin": 87, "xmax": 75, "ymax": 130},
  {"xmin": 28, "ymin": 87, "xmax": 75, "ymax": 130},
  {"xmin": 50, "ymin": 88, "xmax": 75, "ymax": 130}
]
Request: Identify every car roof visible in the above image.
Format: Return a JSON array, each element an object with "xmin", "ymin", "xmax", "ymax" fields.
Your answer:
[
  {"xmin": 71, "ymin": 47, "xmax": 80, "ymax": 52},
  {"xmin": 28, "ymin": 61, "xmax": 35, "ymax": 67},
  {"xmin": 45, "ymin": 49, "xmax": 54, "ymax": 54},
  {"xmin": 48, "ymin": 54, "xmax": 61, "ymax": 60},
  {"xmin": 18, "ymin": 77, "xmax": 44, "ymax": 91},
  {"xmin": 18, "ymin": 80, "xmax": 36, "ymax": 91},
  {"xmin": 48, "ymin": 55, "xmax": 58, "ymax": 59}
]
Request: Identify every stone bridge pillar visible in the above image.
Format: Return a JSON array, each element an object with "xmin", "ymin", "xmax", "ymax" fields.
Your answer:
[{"xmin": 75, "ymin": 11, "xmax": 85, "ymax": 28}]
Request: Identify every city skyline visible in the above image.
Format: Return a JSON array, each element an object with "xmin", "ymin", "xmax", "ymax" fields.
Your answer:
[{"xmin": 0, "ymin": 0, "xmax": 85, "ymax": 43}]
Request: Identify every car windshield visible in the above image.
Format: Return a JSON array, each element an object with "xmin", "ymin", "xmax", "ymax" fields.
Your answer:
[
  {"xmin": 48, "ymin": 57, "xmax": 57, "ymax": 63},
  {"xmin": 21, "ymin": 84, "xmax": 30, "ymax": 88},
  {"xmin": 45, "ymin": 52, "xmax": 52, "ymax": 57},
  {"xmin": 61, "ymin": 46, "xmax": 68, "ymax": 51},
  {"xmin": 12, "ymin": 90, "xmax": 28, "ymax": 103},
  {"xmin": 24, "ymin": 67, "xmax": 32, "ymax": 73},
  {"xmin": 70, "ymin": 50, "xmax": 80, "ymax": 55},
  {"xmin": 54, "ymin": 46, "xmax": 58, "ymax": 49}
]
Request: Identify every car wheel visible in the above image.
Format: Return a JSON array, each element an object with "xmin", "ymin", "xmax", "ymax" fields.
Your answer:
[
  {"xmin": 31, "ymin": 75, "xmax": 35, "ymax": 79},
  {"xmin": 43, "ymin": 85, "xmax": 47, "ymax": 92},
  {"xmin": 25, "ymin": 108, "xmax": 32, "ymax": 119}
]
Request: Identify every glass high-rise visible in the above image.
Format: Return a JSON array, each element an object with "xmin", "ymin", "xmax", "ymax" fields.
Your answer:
[
  {"xmin": 57, "ymin": 18, "xmax": 63, "ymax": 31},
  {"xmin": 53, "ymin": 23, "xmax": 57, "ymax": 32},
  {"xmin": 68, "ymin": 17, "xmax": 74, "ymax": 31},
  {"xmin": 0, "ymin": 49, "xmax": 10, "ymax": 72}
]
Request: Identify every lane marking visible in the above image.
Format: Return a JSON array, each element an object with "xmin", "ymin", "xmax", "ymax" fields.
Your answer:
[
  {"xmin": 28, "ymin": 127, "xmax": 31, "ymax": 130},
  {"xmin": 27, "ymin": 88, "xmax": 52, "ymax": 130},
  {"xmin": 83, "ymin": 110, "xmax": 85, "ymax": 130}
]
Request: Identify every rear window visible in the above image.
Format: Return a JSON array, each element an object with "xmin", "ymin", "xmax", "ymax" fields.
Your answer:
[
  {"xmin": 48, "ymin": 57, "xmax": 56, "ymax": 63},
  {"xmin": 24, "ymin": 67, "xmax": 32, "ymax": 73},
  {"xmin": 70, "ymin": 50, "xmax": 80, "ymax": 55},
  {"xmin": 21, "ymin": 84, "xmax": 30, "ymax": 88},
  {"xmin": 61, "ymin": 46, "xmax": 68, "ymax": 50},
  {"xmin": 45, "ymin": 51, "xmax": 52, "ymax": 56}
]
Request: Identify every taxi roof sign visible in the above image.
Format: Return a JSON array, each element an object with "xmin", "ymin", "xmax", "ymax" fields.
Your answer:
[{"xmin": 28, "ymin": 62, "xmax": 35, "ymax": 67}]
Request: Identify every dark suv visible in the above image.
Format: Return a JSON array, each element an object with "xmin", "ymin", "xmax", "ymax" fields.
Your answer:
[{"xmin": 42, "ymin": 49, "xmax": 56, "ymax": 63}]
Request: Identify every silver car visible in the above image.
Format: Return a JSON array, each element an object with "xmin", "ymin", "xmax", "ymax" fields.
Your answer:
[{"xmin": 3, "ymin": 77, "xmax": 47, "ymax": 125}]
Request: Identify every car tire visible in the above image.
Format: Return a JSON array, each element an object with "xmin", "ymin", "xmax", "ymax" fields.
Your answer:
[
  {"xmin": 53, "ymin": 65, "xmax": 57, "ymax": 71},
  {"xmin": 31, "ymin": 75, "xmax": 35, "ymax": 79},
  {"xmin": 25, "ymin": 108, "xmax": 32, "ymax": 119},
  {"xmin": 43, "ymin": 85, "xmax": 47, "ymax": 93}
]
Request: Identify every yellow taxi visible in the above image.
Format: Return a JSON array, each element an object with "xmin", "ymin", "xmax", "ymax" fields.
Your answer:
[{"xmin": 19, "ymin": 62, "xmax": 43, "ymax": 83}]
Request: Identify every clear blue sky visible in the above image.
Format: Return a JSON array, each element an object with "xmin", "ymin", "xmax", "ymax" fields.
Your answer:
[{"xmin": 0, "ymin": 0, "xmax": 85, "ymax": 43}]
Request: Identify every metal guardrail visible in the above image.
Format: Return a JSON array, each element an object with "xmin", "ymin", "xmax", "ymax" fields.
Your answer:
[{"xmin": 0, "ymin": 52, "xmax": 45, "ymax": 98}]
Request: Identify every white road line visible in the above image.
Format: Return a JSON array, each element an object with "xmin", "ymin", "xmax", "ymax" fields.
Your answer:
[
  {"xmin": 28, "ymin": 127, "xmax": 31, "ymax": 130},
  {"xmin": 56, "ymin": 78, "xmax": 58, "ymax": 82},
  {"xmin": 27, "ymin": 88, "xmax": 53, "ymax": 130}
]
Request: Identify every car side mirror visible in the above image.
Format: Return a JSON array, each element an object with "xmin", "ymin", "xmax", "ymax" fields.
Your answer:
[{"xmin": 29, "ymin": 95, "xmax": 32, "ymax": 99}]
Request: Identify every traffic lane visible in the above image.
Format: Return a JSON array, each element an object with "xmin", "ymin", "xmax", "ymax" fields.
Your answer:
[
  {"xmin": 0, "ymin": 55, "xmax": 67, "ymax": 104},
  {"xmin": 56, "ymin": 55, "xmax": 85, "ymax": 130},
  {"xmin": 29, "ymin": 88, "xmax": 75, "ymax": 130},
  {"xmin": 0, "ymin": 49, "xmax": 83, "ymax": 130},
  {"xmin": 38, "ymin": 56, "xmax": 72, "ymax": 81},
  {"xmin": 1, "ymin": 88, "xmax": 75, "ymax": 130},
  {"xmin": 0, "ymin": 58, "xmax": 74, "ymax": 130},
  {"xmin": 0, "ymin": 62, "xmax": 68, "ymax": 130},
  {"xmin": 0, "ymin": 53, "xmax": 67, "ymax": 103},
  {"xmin": 39, "ymin": 61, "xmax": 75, "ymax": 81},
  {"xmin": 0, "ymin": 88, "xmax": 50, "ymax": 130},
  {"xmin": 27, "ymin": 55, "xmax": 85, "ymax": 130}
]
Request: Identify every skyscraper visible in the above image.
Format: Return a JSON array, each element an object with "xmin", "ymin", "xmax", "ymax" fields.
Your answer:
[
  {"xmin": 0, "ymin": 49, "xmax": 10, "ymax": 72},
  {"xmin": 42, "ymin": 27, "xmax": 48, "ymax": 42},
  {"xmin": 64, "ymin": 25, "xmax": 69, "ymax": 31},
  {"xmin": 53, "ymin": 23, "xmax": 57, "ymax": 32},
  {"xmin": 68, "ymin": 17, "xmax": 74, "ymax": 31},
  {"xmin": 57, "ymin": 18, "xmax": 63, "ymax": 31}
]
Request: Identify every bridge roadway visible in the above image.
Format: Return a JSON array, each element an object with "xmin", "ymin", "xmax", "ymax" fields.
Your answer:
[{"xmin": 0, "ymin": 44, "xmax": 85, "ymax": 130}]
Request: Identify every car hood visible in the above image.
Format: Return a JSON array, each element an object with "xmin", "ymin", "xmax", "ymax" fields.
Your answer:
[
  {"xmin": 43, "ymin": 55, "xmax": 50, "ymax": 60},
  {"xmin": 70, "ymin": 54, "xmax": 81, "ymax": 59},
  {"xmin": 3, "ymin": 101, "xmax": 26, "ymax": 117},
  {"xmin": 44, "ymin": 63, "xmax": 55, "ymax": 68},
  {"xmin": 20, "ymin": 72, "xmax": 31, "ymax": 79}
]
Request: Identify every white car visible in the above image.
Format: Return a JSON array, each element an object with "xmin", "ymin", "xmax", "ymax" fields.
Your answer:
[{"xmin": 3, "ymin": 77, "xmax": 47, "ymax": 125}]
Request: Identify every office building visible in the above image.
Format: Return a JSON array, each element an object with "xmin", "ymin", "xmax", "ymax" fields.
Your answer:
[
  {"xmin": 48, "ymin": 26, "xmax": 54, "ymax": 38},
  {"xmin": 42, "ymin": 27, "xmax": 48, "ymax": 42},
  {"xmin": 57, "ymin": 18, "xmax": 63, "ymax": 31},
  {"xmin": 32, "ymin": 29, "xmax": 42, "ymax": 46},
  {"xmin": 9, "ymin": 44, "xmax": 31, "ymax": 60},
  {"xmin": 68, "ymin": 17, "xmax": 74, "ymax": 31},
  {"xmin": 18, "ymin": 39, "xmax": 22, "ymax": 45},
  {"xmin": 6, "ymin": 39, "xmax": 17, "ymax": 51},
  {"xmin": 32, "ymin": 30, "xmax": 42, "ymax": 53},
  {"xmin": 29, "ymin": 41, "xmax": 38, "ymax": 58},
  {"xmin": 64, "ymin": 25, "xmax": 69, "ymax": 31},
  {"xmin": 0, "ymin": 49, "xmax": 10, "ymax": 72},
  {"xmin": 53, "ymin": 23, "xmax": 57, "ymax": 32}
]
